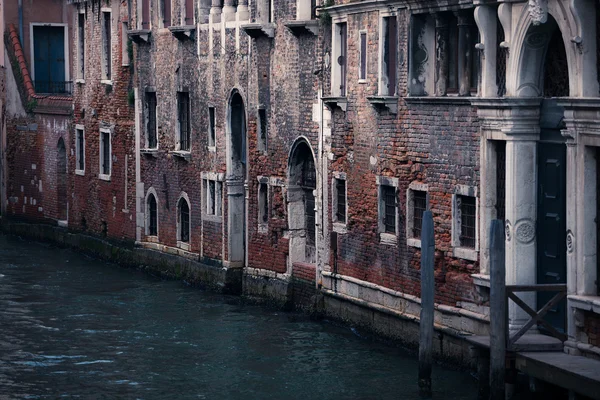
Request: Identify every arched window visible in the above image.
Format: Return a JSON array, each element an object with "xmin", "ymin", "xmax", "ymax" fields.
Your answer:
[
  {"xmin": 147, "ymin": 193, "xmax": 158, "ymax": 236},
  {"xmin": 178, "ymin": 197, "xmax": 190, "ymax": 243}
]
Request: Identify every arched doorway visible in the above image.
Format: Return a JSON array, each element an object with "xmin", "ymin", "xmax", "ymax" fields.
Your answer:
[
  {"xmin": 56, "ymin": 137, "xmax": 67, "ymax": 222},
  {"xmin": 288, "ymin": 139, "xmax": 317, "ymax": 264},
  {"xmin": 226, "ymin": 91, "xmax": 247, "ymax": 266}
]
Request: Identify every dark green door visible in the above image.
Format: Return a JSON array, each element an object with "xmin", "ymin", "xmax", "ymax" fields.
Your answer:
[
  {"xmin": 537, "ymin": 140, "xmax": 567, "ymax": 332},
  {"xmin": 33, "ymin": 26, "xmax": 65, "ymax": 93}
]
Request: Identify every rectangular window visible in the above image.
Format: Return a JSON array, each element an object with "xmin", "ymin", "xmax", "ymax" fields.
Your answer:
[
  {"xmin": 208, "ymin": 107, "xmax": 215, "ymax": 147},
  {"xmin": 102, "ymin": 11, "xmax": 112, "ymax": 80},
  {"xmin": 359, "ymin": 31, "xmax": 367, "ymax": 81},
  {"xmin": 334, "ymin": 22, "xmax": 347, "ymax": 96},
  {"xmin": 121, "ymin": 22, "xmax": 129, "ymax": 66},
  {"xmin": 178, "ymin": 92, "xmax": 190, "ymax": 151},
  {"xmin": 381, "ymin": 16, "xmax": 397, "ymax": 95},
  {"xmin": 205, "ymin": 179, "xmax": 222, "ymax": 217},
  {"xmin": 258, "ymin": 108, "xmax": 268, "ymax": 153},
  {"xmin": 141, "ymin": 0, "xmax": 150, "ymax": 29},
  {"xmin": 412, "ymin": 190, "xmax": 427, "ymax": 239},
  {"xmin": 258, "ymin": 182, "xmax": 268, "ymax": 224},
  {"xmin": 459, "ymin": 195, "xmax": 476, "ymax": 248},
  {"xmin": 496, "ymin": 141, "xmax": 506, "ymax": 221},
  {"xmin": 161, "ymin": 0, "xmax": 171, "ymax": 28},
  {"xmin": 76, "ymin": 127, "xmax": 85, "ymax": 173},
  {"xmin": 184, "ymin": 0, "xmax": 194, "ymax": 25},
  {"xmin": 100, "ymin": 129, "xmax": 111, "ymax": 178},
  {"xmin": 382, "ymin": 185, "xmax": 396, "ymax": 234},
  {"xmin": 78, "ymin": 12, "xmax": 85, "ymax": 79},
  {"xmin": 146, "ymin": 92, "xmax": 157, "ymax": 149},
  {"xmin": 335, "ymin": 178, "xmax": 346, "ymax": 223}
]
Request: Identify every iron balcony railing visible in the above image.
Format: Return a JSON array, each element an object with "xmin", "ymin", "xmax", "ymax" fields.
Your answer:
[{"xmin": 34, "ymin": 80, "xmax": 73, "ymax": 95}]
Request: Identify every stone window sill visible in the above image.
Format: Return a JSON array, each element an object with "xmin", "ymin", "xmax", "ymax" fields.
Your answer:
[
  {"xmin": 101, "ymin": 80, "xmax": 113, "ymax": 86},
  {"xmin": 453, "ymin": 246, "xmax": 478, "ymax": 262},
  {"xmin": 367, "ymin": 96, "xmax": 398, "ymax": 114},
  {"xmin": 322, "ymin": 96, "xmax": 347, "ymax": 112},
  {"xmin": 145, "ymin": 235, "xmax": 159, "ymax": 243},
  {"xmin": 284, "ymin": 20, "xmax": 318, "ymax": 36},
  {"xmin": 177, "ymin": 241, "xmax": 191, "ymax": 251},
  {"xmin": 202, "ymin": 214, "xmax": 222, "ymax": 223},
  {"xmin": 258, "ymin": 223, "xmax": 268, "ymax": 234},
  {"xmin": 380, "ymin": 232, "xmax": 397, "ymax": 246},
  {"xmin": 241, "ymin": 22, "xmax": 275, "ymax": 38},
  {"xmin": 208, "ymin": 145, "xmax": 216, "ymax": 153},
  {"xmin": 168, "ymin": 25, "xmax": 196, "ymax": 41},
  {"xmin": 171, "ymin": 150, "xmax": 191, "ymax": 161},
  {"xmin": 333, "ymin": 222, "xmax": 347, "ymax": 234},
  {"xmin": 141, "ymin": 148, "xmax": 159, "ymax": 157},
  {"xmin": 569, "ymin": 295, "xmax": 600, "ymax": 314},
  {"xmin": 406, "ymin": 237, "xmax": 421, "ymax": 248},
  {"xmin": 471, "ymin": 273, "xmax": 490, "ymax": 288},
  {"xmin": 358, "ymin": 79, "xmax": 368, "ymax": 84},
  {"xmin": 75, "ymin": 169, "xmax": 85, "ymax": 176},
  {"xmin": 75, "ymin": 79, "xmax": 85, "ymax": 84},
  {"xmin": 128, "ymin": 29, "xmax": 151, "ymax": 43},
  {"xmin": 99, "ymin": 173, "xmax": 111, "ymax": 182}
]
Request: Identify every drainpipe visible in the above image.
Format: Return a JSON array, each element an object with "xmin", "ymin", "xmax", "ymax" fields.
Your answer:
[{"xmin": 18, "ymin": 0, "xmax": 23, "ymax": 46}]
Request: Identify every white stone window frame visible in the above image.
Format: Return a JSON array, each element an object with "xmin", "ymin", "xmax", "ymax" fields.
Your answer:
[
  {"xmin": 201, "ymin": 172, "xmax": 224, "ymax": 223},
  {"xmin": 451, "ymin": 184, "xmax": 479, "ymax": 261},
  {"xmin": 98, "ymin": 127, "xmax": 112, "ymax": 181},
  {"xmin": 76, "ymin": 9, "xmax": 86, "ymax": 83},
  {"xmin": 257, "ymin": 176, "xmax": 269, "ymax": 233},
  {"xmin": 30, "ymin": 22, "xmax": 71, "ymax": 88},
  {"xmin": 378, "ymin": 10, "xmax": 397, "ymax": 96},
  {"xmin": 377, "ymin": 176, "xmax": 399, "ymax": 246},
  {"xmin": 145, "ymin": 187, "xmax": 159, "ymax": 241},
  {"xmin": 75, "ymin": 124, "xmax": 85, "ymax": 176},
  {"xmin": 331, "ymin": 17, "xmax": 348, "ymax": 97},
  {"xmin": 175, "ymin": 90, "xmax": 191, "ymax": 154},
  {"xmin": 176, "ymin": 191, "xmax": 191, "ymax": 250},
  {"xmin": 100, "ymin": 8, "xmax": 113, "ymax": 85},
  {"xmin": 358, "ymin": 29, "xmax": 368, "ymax": 83},
  {"xmin": 406, "ymin": 182, "xmax": 429, "ymax": 248},
  {"xmin": 332, "ymin": 171, "xmax": 348, "ymax": 234}
]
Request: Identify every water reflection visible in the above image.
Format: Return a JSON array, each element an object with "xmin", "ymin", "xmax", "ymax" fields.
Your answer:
[{"xmin": 0, "ymin": 235, "xmax": 477, "ymax": 399}]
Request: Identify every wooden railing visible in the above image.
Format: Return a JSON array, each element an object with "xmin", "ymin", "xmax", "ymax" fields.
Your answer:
[{"xmin": 505, "ymin": 284, "xmax": 567, "ymax": 350}]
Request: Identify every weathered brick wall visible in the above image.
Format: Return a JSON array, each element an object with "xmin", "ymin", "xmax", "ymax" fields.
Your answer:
[
  {"xmin": 584, "ymin": 311, "xmax": 600, "ymax": 348},
  {"xmin": 70, "ymin": 0, "xmax": 136, "ymax": 241},
  {"xmin": 328, "ymin": 8, "xmax": 481, "ymax": 307}
]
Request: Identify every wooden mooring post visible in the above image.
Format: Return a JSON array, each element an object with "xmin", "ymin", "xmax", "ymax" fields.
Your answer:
[
  {"xmin": 489, "ymin": 219, "xmax": 506, "ymax": 400},
  {"xmin": 419, "ymin": 211, "xmax": 434, "ymax": 398}
]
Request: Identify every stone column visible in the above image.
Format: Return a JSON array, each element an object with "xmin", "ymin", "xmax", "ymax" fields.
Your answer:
[
  {"xmin": 222, "ymin": 0, "xmax": 236, "ymax": 21},
  {"xmin": 199, "ymin": 0, "xmax": 211, "ymax": 23},
  {"xmin": 237, "ymin": 0, "xmax": 249, "ymax": 21},
  {"xmin": 457, "ymin": 12, "xmax": 472, "ymax": 96},
  {"xmin": 473, "ymin": 5, "xmax": 497, "ymax": 98},
  {"xmin": 210, "ymin": 0, "xmax": 222, "ymax": 23},
  {"xmin": 434, "ymin": 13, "xmax": 449, "ymax": 97}
]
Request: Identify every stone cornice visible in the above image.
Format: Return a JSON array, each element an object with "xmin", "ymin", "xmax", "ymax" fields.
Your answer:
[
  {"xmin": 471, "ymin": 97, "xmax": 542, "ymax": 137},
  {"xmin": 323, "ymin": 0, "xmax": 480, "ymax": 17},
  {"xmin": 556, "ymin": 98, "xmax": 600, "ymax": 141}
]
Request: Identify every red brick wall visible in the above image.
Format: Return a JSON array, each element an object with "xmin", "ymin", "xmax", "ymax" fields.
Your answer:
[{"xmin": 584, "ymin": 311, "xmax": 600, "ymax": 348}]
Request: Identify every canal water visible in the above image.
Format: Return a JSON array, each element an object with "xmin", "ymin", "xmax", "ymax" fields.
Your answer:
[{"xmin": 0, "ymin": 234, "xmax": 477, "ymax": 399}]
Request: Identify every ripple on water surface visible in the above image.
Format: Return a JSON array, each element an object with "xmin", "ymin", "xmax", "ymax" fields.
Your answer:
[{"xmin": 0, "ymin": 235, "xmax": 477, "ymax": 399}]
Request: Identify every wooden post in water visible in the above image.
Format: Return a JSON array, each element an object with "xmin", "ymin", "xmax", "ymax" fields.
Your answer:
[
  {"xmin": 489, "ymin": 219, "xmax": 506, "ymax": 400},
  {"xmin": 419, "ymin": 211, "xmax": 434, "ymax": 398}
]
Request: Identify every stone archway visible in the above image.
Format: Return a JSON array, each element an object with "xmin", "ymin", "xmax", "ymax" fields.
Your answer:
[
  {"xmin": 226, "ymin": 90, "xmax": 247, "ymax": 267},
  {"xmin": 287, "ymin": 138, "xmax": 317, "ymax": 265},
  {"xmin": 56, "ymin": 137, "xmax": 67, "ymax": 222}
]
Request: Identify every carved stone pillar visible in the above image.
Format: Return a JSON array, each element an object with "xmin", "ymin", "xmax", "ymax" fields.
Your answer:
[
  {"xmin": 222, "ymin": 0, "xmax": 236, "ymax": 21},
  {"xmin": 434, "ymin": 13, "xmax": 449, "ymax": 97},
  {"xmin": 474, "ymin": 5, "xmax": 497, "ymax": 98},
  {"xmin": 457, "ymin": 12, "xmax": 472, "ymax": 96}
]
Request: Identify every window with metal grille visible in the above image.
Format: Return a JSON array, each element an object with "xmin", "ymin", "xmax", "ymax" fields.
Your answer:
[
  {"xmin": 496, "ymin": 21, "xmax": 507, "ymax": 97},
  {"xmin": 76, "ymin": 128, "xmax": 84, "ymax": 172},
  {"xmin": 208, "ymin": 107, "xmax": 215, "ymax": 147},
  {"xmin": 459, "ymin": 195, "xmax": 476, "ymax": 248},
  {"xmin": 258, "ymin": 108, "xmax": 267, "ymax": 153},
  {"xmin": 412, "ymin": 190, "xmax": 427, "ymax": 239},
  {"xmin": 179, "ymin": 199, "xmax": 189, "ymax": 243},
  {"xmin": 259, "ymin": 182, "xmax": 268, "ymax": 223},
  {"xmin": 359, "ymin": 31, "xmax": 367, "ymax": 80},
  {"xmin": 495, "ymin": 141, "xmax": 506, "ymax": 221},
  {"xmin": 146, "ymin": 92, "xmax": 157, "ymax": 149},
  {"xmin": 335, "ymin": 178, "xmax": 346, "ymax": 223},
  {"xmin": 382, "ymin": 185, "xmax": 396, "ymax": 234},
  {"xmin": 148, "ymin": 194, "xmax": 157, "ymax": 236},
  {"xmin": 102, "ymin": 11, "xmax": 111, "ymax": 80},
  {"xmin": 100, "ymin": 130, "xmax": 111, "ymax": 176},
  {"xmin": 78, "ymin": 12, "xmax": 85, "ymax": 79},
  {"xmin": 178, "ymin": 92, "xmax": 190, "ymax": 151}
]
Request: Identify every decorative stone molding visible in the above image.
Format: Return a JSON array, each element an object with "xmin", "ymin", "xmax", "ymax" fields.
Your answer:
[
  {"xmin": 557, "ymin": 99, "xmax": 600, "ymax": 142},
  {"xmin": 505, "ymin": 220, "xmax": 512, "ymax": 242},
  {"xmin": 470, "ymin": 98, "xmax": 542, "ymax": 138},
  {"xmin": 515, "ymin": 219, "xmax": 535, "ymax": 244},
  {"xmin": 528, "ymin": 0, "xmax": 548, "ymax": 26},
  {"xmin": 566, "ymin": 230, "xmax": 575, "ymax": 254}
]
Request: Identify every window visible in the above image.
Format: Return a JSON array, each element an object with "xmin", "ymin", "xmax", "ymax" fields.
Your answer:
[
  {"xmin": 208, "ymin": 106, "xmax": 215, "ymax": 148},
  {"xmin": 122, "ymin": 22, "xmax": 130, "ymax": 66},
  {"xmin": 32, "ymin": 25, "xmax": 69, "ymax": 94},
  {"xmin": 258, "ymin": 108, "xmax": 268, "ymax": 153},
  {"xmin": 258, "ymin": 182, "xmax": 268, "ymax": 224},
  {"xmin": 359, "ymin": 31, "xmax": 367, "ymax": 81},
  {"xmin": 495, "ymin": 141, "xmax": 506, "ymax": 221},
  {"xmin": 75, "ymin": 126, "xmax": 85, "ymax": 174},
  {"xmin": 459, "ymin": 196, "xmax": 476, "ymax": 249},
  {"xmin": 177, "ymin": 92, "xmax": 190, "ymax": 151},
  {"xmin": 99, "ymin": 129, "xmax": 111, "ymax": 179},
  {"xmin": 204, "ymin": 179, "xmax": 222, "ymax": 217},
  {"xmin": 161, "ymin": 0, "xmax": 172, "ymax": 28},
  {"xmin": 77, "ymin": 12, "xmax": 85, "ymax": 80},
  {"xmin": 146, "ymin": 91, "xmax": 157, "ymax": 149},
  {"xmin": 102, "ymin": 11, "xmax": 112, "ymax": 81},
  {"xmin": 333, "ymin": 177, "xmax": 346, "ymax": 224},
  {"xmin": 184, "ymin": 0, "xmax": 194, "ymax": 25},
  {"xmin": 178, "ymin": 197, "xmax": 190, "ymax": 243},
  {"xmin": 377, "ymin": 176, "xmax": 398, "ymax": 244},
  {"xmin": 141, "ymin": 0, "xmax": 150, "ymax": 29},
  {"xmin": 333, "ymin": 22, "xmax": 347, "ymax": 96},
  {"xmin": 382, "ymin": 185, "xmax": 396, "ymax": 234},
  {"xmin": 380, "ymin": 16, "xmax": 397, "ymax": 96},
  {"xmin": 412, "ymin": 190, "xmax": 427, "ymax": 239},
  {"xmin": 406, "ymin": 183, "xmax": 428, "ymax": 247},
  {"xmin": 147, "ymin": 193, "xmax": 158, "ymax": 236}
]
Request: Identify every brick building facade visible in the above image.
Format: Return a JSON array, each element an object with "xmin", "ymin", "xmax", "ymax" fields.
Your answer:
[{"xmin": 4, "ymin": 0, "xmax": 600, "ymax": 373}]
